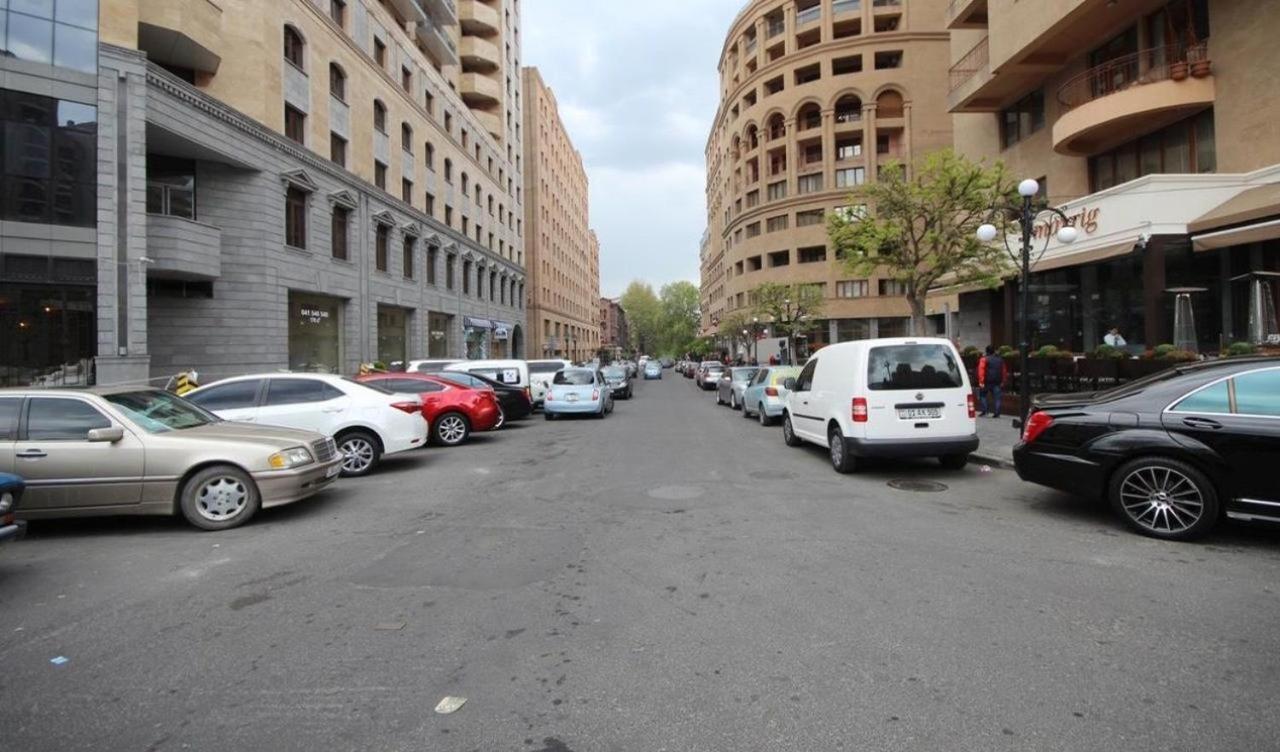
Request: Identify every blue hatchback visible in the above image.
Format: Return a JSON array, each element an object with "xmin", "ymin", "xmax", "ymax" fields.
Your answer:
[
  {"xmin": 544, "ymin": 368, "xmax": 614, "ymax": 419},
  {"xmin": 0, "ymin": 473, "xmax": 26, "ymax": 545}
]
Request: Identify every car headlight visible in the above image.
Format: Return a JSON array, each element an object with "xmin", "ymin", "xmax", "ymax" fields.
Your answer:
[
  {"xmin": 0, "ymin": 492, "xmax": 12, "ymax": 515},
  {"xmin": 268, "ymin": 446, "xmax": 314, "ymax": 469}
]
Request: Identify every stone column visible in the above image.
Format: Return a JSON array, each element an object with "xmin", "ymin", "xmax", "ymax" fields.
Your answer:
[
  {"xmin": 821, "ymin": 109, "xmax": 836, "ymax": 188},
  {"xmin": 861, "ymin": 102, "xmax": 876, "ymax": 183}
]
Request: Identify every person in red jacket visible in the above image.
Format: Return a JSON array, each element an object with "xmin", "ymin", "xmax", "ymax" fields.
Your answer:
[{"xmin": 977, "ymin": 345, "xmax": 1008, "ymax": 418}]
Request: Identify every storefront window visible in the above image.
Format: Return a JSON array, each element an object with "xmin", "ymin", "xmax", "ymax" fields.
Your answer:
[
  {"xmin": 377, "ymin": 306, "xmax": 408, "ymax": 367},
  {"xmin": 288, "ymin": 292, "xmax": 343, "ymax": 373},
  {"xmin": 878, "ymin": 318, "xmax": 909, "ymax": 338},
  {"xmin": 427, "ymin": 311, "xmax": 452, "ymax": 357},
  {"xmin": 835, "ymin": 318, "xmax": 871, "ymax": 342},
  {"xmin": 0, "ymin": 281, "xmax": 95, "ymax": 386},
  {"xmin": 1164, "ymin": 243, "xmax": 1223, "ymax": 351}
]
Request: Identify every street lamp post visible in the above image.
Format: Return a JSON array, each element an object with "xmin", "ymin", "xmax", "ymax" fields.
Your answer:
[{"xmin": 977, "ymin": 178, "xmax": 1080, "ymax": 428}]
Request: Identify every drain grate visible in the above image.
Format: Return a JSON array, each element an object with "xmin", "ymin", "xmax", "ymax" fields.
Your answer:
[{"xmin": 887, "ymin": 479, "xmax": 948, "ymax": 493}]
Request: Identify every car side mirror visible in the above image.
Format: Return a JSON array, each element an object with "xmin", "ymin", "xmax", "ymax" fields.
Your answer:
[
  {"xmin": 783, "ymin": 378, "xmax": 796, "ymax": 391},
  {"xmin": 88, "ymin": 426, "xmax": 125, "ymax": 443}
]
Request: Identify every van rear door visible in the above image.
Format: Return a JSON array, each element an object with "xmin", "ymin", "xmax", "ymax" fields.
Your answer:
[{"xmin": 863, "ymin": 343, "xmax": 971, "ymax": 440}]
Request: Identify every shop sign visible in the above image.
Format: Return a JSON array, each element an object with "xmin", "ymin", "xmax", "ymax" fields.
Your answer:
[
  {"xmin": 1033, "ymin": 206, "xmax": 1101, "ymax": 242},
  {"xmin": 300, "ymin": 307, "xmax": 331, "ymax": 324}
]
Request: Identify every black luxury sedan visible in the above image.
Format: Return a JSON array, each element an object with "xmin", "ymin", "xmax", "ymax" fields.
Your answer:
[
  {"xmin": 433, "ymin": 370, "xmax": 533, "ymax": 425},
  {"xmin": 1013, "ymin": 357, "xmax": 1280, "ymax": 541}
]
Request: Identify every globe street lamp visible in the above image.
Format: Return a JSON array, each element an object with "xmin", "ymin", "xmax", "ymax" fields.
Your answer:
[{"xmin": 977, "ymin": 178, "xmax": 1080, "ymax": 427}]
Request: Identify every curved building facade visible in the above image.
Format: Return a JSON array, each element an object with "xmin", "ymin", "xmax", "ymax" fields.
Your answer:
[{"xmin": 703, "ymin": 0, "xmax": 954, "ymax": 347}]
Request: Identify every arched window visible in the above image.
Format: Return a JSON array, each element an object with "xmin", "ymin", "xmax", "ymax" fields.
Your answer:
[
  {"xmin": 329, "ymin": 63, "xmax": 346, "ymax": 100},
  {"xmin": 797, "ymin": 102, "xmax": 822, "ymax": 131},
  {"xmin": 284, "ymin": 25, "xmax": 305, "ymax": 69},
  {"xmin": 373, "ymin": 99, "xmax": 386, "ymax": 132},
  {"xmin": 877, "ymin": 90, "xmax": 904, "ymax": 118},
  {"xmin": 834, "ymin": 95, "xmax": 862, "ymax": 124},
  {"xmin": 401, "ymin": 122, "xmax": 413, "ymax": 153},
  {"xmin": 766, "ymin": 113, "xmax": 786, "ymax": 140},
  {"xmin": 746, "ymin": 124, "xmax": 759, "ymax": 149}
]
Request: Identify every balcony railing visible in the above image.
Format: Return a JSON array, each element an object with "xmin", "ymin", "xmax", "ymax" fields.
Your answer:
[
  {"xmin": 873, "ymin": 0, "xmax": 901, "ymax": 6},
  {"xmin": 766, "ymin": 19, "xmax": 786, "ymax": 37},
  {"xmin": 949, "ymin": 36, "xmax": 989, "ymax": 92},
  {"xmin": 1057, "ymin": 42, "xmax": 1208, "ymax": 109},
  {"xmin": 796, "ymin": 5, "xmax": 822, "ymax": 25},
  {"xmin": 834, "ymin": 0, "xmax": 861, "ymax": 15},
  {"xmin": 745, "ymin": 37, "xmax": 757, "ymax": 55}
]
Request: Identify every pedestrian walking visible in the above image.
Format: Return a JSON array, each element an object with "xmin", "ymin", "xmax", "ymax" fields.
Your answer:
[{"xmin": 977, "ymin": 345, "xmax": 1008, "ymax": 418}]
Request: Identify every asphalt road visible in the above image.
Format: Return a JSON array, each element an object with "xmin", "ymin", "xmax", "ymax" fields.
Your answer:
[{"xmin": 3, "ymin": 373, "xmax": 1280, "ymax": 752}]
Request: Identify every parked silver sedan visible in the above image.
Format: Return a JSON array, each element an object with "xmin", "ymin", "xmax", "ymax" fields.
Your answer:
[{"xmin": 716, "ymin": 367, "xmax": 759, "ymax": 409}]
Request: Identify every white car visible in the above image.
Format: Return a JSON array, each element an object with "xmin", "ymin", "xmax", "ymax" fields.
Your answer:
[
  {"xmin": 527, "ymin": 359, "xmax": 572, "ymax": 406},
  {"xmin": 186, "ymin": 373, "xmax": 429, "ymax": 477},
  {"xmin": 407, "ymin": 359, "xmax": 462, "ymax": 373},
  {"xmin": 780, "ymin": 337, "xmax": 978, "ymax": 473}
]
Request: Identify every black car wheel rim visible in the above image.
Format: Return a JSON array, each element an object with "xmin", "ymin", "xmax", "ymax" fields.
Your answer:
[{"xmin": 1119, "ymin": 466, "xmax": 1204, "ymax": 534}]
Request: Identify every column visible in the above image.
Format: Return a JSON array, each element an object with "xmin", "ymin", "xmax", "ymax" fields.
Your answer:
[
  {"xmin": 861, "ymin": 102, "xmax": 876, "ymax": 183},
  {"xmin": 821, "ymin": 0, "xmax": 835, "ymax": 42},
  {"xmin": 821, "ymin": 109, "xmax": 836, "ymax": 190},
  {"xmin": 901, "ymin": 101, "xmax": 913, "ymax": 174},
  {"xmin": 784, "ymin": 2, "xmax": 797, "ymax": 55}
]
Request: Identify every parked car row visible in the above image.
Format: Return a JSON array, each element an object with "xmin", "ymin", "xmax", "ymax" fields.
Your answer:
[{"xmin": 0, "ymin": 358, "xmax": 645, "ymax": 536}]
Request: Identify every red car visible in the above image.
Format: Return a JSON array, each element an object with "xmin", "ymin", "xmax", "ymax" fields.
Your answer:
[{"xmin": 357, "ymin": 372, "xmax": 501, "ymax": 446}]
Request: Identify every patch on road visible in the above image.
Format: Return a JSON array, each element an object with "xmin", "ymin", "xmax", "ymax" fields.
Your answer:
[
  {"xmin": 647, "ymin": 485, "xmax": 704, "ymax": 500},
  {"xmin": 886, "ymin": 479, "xmax": 948, "ymax": 493}
]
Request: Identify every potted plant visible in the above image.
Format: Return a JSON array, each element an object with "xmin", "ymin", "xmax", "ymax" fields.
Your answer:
[{"xmin": 1222, "ymin": 341, "xmax": 1257, "ymax": 357}]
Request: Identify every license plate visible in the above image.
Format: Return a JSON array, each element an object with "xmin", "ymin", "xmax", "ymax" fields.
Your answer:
[
  {"xmin": 567, "ymin": 394, "xmax": 579, "ymax": 402},
  {"xmin": 898, "ymin": 408, "xmax": 941, "ymax": 420},
  {"xmin": 326, "ymin": 463, "xmax": 341, "ymax": 478}
]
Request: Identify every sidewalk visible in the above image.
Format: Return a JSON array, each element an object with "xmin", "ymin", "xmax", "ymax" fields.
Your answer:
[{"xmin": 971, "ymin": 414, "xmax": 1022, "ymax": 469}]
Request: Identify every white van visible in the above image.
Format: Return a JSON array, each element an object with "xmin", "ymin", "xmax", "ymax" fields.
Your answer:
[
  {"xmin": 443, "ymin": 360, "xmax": 531, "ymax": 400},
  {"xmin": 780, "ymin": 337, "xmax": 977, "ymax": 473},
  {"xmin": 527, "ymin": 359, "xmax": 573, "ymax": 406},
  {"xmin": 407, "ymin": 359, "xmax": 462, "ymax": 374}
]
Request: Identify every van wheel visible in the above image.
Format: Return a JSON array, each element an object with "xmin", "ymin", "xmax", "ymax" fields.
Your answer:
[
  {"xmin": 1109, "ymin": 457, "xmax": 1219, "ymax": 541},
  {"xmin": 179, "ymin": 465, "xmax": 260, "ymax": 531},
  {"xmin": 782, "ymin": 414, "xmax": 803, "ymax": 447},
  {"xmin": 336, "ymin": 430, "xmax": 381, "ymax": 477},
  {"xmin": 939, "ymin": 454, "xmax": 969, "ymax": 470},
  {"xmin": 828, "ymin": 426, "xmax": 856, "ymax": 474}
]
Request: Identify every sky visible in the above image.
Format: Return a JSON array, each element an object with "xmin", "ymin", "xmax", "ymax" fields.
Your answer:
[{"xmin": 522, "ymin": 0, "xmax": 745, "ymax": 298}]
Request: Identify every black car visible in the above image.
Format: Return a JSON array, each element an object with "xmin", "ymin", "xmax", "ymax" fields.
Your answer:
[
  {"xmin": 1014, "ymin": 357, "xmax": 1280, "ymax": 541},
  {"xmin": 433, "ymin": 371, "xmax": 533, "ymax": 425},
  {"xmin": 602, "ymin": 365, "xmax": 633, "ymax": 399}
]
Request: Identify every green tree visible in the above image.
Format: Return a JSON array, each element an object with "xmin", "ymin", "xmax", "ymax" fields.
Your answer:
[
  {"xmin": 751, "ymin": 281, "xmax": 825, "ymax": 362},
  {"xmin": 619, "ymin": 281, "xmax": 662, "ymax": 355},
  {"xmin": 658, "ymin": 280, "xmax": 701, "ymax": 356},
  {"xmin": 827, "ymin": 149, "xmax": 1011, "ymax": 335}
]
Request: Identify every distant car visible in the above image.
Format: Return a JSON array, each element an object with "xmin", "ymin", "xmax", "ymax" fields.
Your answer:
[
  {"xmin": 1014, "ymin": 357, "xmax": 1280, "ymax": 541},
  {"xmin": 602, "ymin": 365, "xmax": 634, "ymax": 399},
  {"xmin": 443, "ymin": 360, "xmax": 532, "ymax": 406},
  {"xmin": 643, "ymin": 362, "xmax": 662, "ymax": 380},
  {"xmin": 622, "ymin": 361, "xmax": 638, "ymax": 378},
  {"xmin": 0, "ymin": 473, "xmax": 25, "ymax": 544},
  {"xmin": 697, "ymin": 362, "xmax": 725, "ymax": 390},
  {"xmin": 433, "ymin": 371, "xmax": 533, "ymax": 425},
  {"xmin": 545, "ymin": 368, "xmax": 613, "ymax": 419},
  {"xmin": 187, "ymin": 373, "xmax": 428, "ymax": 477},
  {"xmin": 0, "ymin": 387, "xmax": 340, "ymax": 530},
  {"xmin": 528, "ymin": 359, "xmax": 573, "ymax": 406},
  {"xmin": 717, "ymin": 367, "xmax": 758, "ymax": 408},
  {"xmin": 356, "ymin": 372, "xmax": 501, "ymax": 446},
  {"xmin": 742, "ymin": 366, "xmax": 801, "ymax": 425},
  {"xmin": 781, "ymin": 338, "xmax": 977, "ymax": 474},
  {"xmin": 661, "ymin": 358, "xmax": 675, "ymax": 369}
]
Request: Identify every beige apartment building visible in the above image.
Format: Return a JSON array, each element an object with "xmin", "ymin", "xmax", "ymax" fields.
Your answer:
[
  {"xmin": 523, "ymin": 67, "xmax": 601, "ymax": 362},
  {"xmin": 947, "ymin": 0, "xmax": 1280, "ymax": 352},
  {"xmin": 703, "ymin": 0, "xmax": 955, "ymax": 350}
]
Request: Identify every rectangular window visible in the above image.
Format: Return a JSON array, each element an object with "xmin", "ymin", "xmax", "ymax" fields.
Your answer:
[
  {"xmin": 374, "ymin": 161, "xmax": 387, "ymax": 190},
  {"xmin": 330, "ymin": 132, "xmax": 346, "ymax": 166},
  {"xmin": 796, "ymin": 209, "xmax": 824, "ymax": 226},
  {"xmin": 832, "ymin": 55, "xmax": 862, "ymax": 76},
  {"xmin": 375, "ymin": 224, "xmax": 389, "ymax": 272},
  {"xmin": 798, "ymin": 246, "xmax": 827, "ymax": 263},
  {"xmin": 745, "ymin": 222, "xmax": 761, "ymax": 239},
  {"xmin": 836, "ymin": 167, "xmax": 865, "ymax": 187},
  {"xmin": 374, "ymin": 37, "xmax": 387, "ymax": 68},
  {"xmin": 766, "ymin": 215, "xmax": 789, "ymax": 232},
  {"xmin": 836, "ymin": 280, "xmax": 869, "ymax": 298},
  {"xmin": 402, "ymin": 178, "xmax": 413, "ymax": 205},
  {"xmin": 836, "ymin": 137, "xmax": 862, "ymax": 160},
  {"xmin": 331, "ymin": 206, "xmax": 350, "ymax": 260},
  {"xmin": 1000, "ymin": 89, "xmax": 1045, "ymax": 149},
  {"xmin": 285, "ymin": 186, "xmax": 307, "ymax": 249},
  {"xmin": 0, "ymin": 92, "xmax": 98, "ymax": 227},
  {"xmin": 424, "ymin": 191, "xmax": 435, "ymax": 216},
  {"xmin": 330, "ymin": 0, "xmax": 346, "ymax": 27},
  {"xmin": 446, "ymin": 254, "xmax": 455, "ymax": 289},
  {"xmin": 402, "ymin": 236, "xmax": 415, "ymax": 279},
  {"xmin": 426, "ymin": 246, "xmax": 438, "ymax": 284},
  {"xmin": 878, "ymin": 279, "xmax": 908, "ymax": 296},
  {"xmin": 768, "ymin": 250, "xmax": 790, "ymax": 267},
  {"xmin": 401, "ymin": 66, "xmax": 412, "ymax": 92},
  {"xmin": 1089, "ymin": 109, "xmax": 1216, "ymax": 191},
  {"xmin": 284, "ymin": 105, "xmax": 306, "ymax": 145},
  {"xmin": 146, "ymin": 156, "xmax": 196, "ymax": 220},
  {"xmin": 767, "ymin": 180, "xmax": 787, "ymax": 201},
  {"xmin": 874, "ymin": 50, "xmax": 903, "ymax": 69}
]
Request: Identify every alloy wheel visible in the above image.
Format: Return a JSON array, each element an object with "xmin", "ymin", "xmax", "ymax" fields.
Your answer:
[
  {"xmin": 195, "ymin": 476, "xmax": 248, "ymax": 522},
  {"xmin": 340, "ymin": 437, "xmax": 376, "ymax": 474},
  {"xmin": 437, "ymin": 414, "xmax": 468, "ymax": 445},
  {"xmin": 494, "ymin": 407, "xmax": 506, "ymax": 429},
  {"xmin": 1118, "ymin": 465, "xmax": 1205, "ymax": 535}
]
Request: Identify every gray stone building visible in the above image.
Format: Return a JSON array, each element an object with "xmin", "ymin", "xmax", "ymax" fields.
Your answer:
[{"xmin": 1, "ymin": 9, "xmax": 525, "ymax": 388}]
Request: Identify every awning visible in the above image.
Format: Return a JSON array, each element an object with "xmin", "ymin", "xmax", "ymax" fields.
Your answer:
[
  {"xmin": 463, "ymin": 316, "xmax": 494, "ymax": 330},
  {"xmin": 492, "ymin": 320, "xmax": 513, "ymax": 339},
  {"xmin": 1193, "ymin": 217, "xmax": 1280, "ymax": 252},
  {"xmin": 1032, "ymin": 240, "xmax": 1141, "ymax": 272},
  {"xmin": 1187, "ymin": 182, "xmax": 1280, "ymax": 234}
]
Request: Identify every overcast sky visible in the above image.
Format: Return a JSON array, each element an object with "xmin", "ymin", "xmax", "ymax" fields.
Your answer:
[{"xmin": 522, "ymin": 0, "xmax": 743, "ymax": 298}]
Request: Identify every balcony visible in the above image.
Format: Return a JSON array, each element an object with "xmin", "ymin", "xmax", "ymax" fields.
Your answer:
[
  {"xmin": 137, "ymin": 0, "xmax": 224, "ymax": 76},
  {"xmin": 946, "ymin": 0, "xmax": 987, "ymax": 29},
  {"xmin": 796, "ymin": 4, "xmax": 822, "ymax": 27},
  {"xmin": 948, "ymin": 36, "xmax": 1000, "ymax": 111},
  {"xmin": 146, "ymin": 214, "xmax": 222, "ymax": 280},
  {"xmin": 1053, "ymin": 44, "xmax": 1215, "ymax": 156},
  {"xmin": 472, "ymin": 108, "xmax": 502, "ymax": 138},
  {"xmin": 416, "ymin": 20, "xmax": 458, "ymax": 66},
  {"xmin": 420, "ymin": 0, "xmax": 458, "ymax": 26},
  {"xmin": 458, "ymin": 34, "xmax": 500, "ymax": 72},
  {"xmin": 458, "ymin": 0, "xmax": 499, "ymax": 35},
  {"xmin": 833, "ymin": 0, "xmax": 861, "ymax": 16}
]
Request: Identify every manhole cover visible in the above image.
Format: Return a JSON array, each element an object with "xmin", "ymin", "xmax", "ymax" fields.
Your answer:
[{"xmin": 887, "ymin": 479, "xmax": 948, "ymax": 493}]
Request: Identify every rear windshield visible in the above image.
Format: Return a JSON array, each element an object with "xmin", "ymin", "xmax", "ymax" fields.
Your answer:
[
  {"xmin": 867, "ymin": 345, "xmax": 964, "ymax": 391},
  {"xmin": 554, "ymin": 370, "xmax": 595, "ymax": 386},
  {"xmin": 603, "ymin": 367, "xmax": 626, "ymax": 379},
  {"xmin": 528, "ymin": 361, "xmax": 564, "ymax": 374}
]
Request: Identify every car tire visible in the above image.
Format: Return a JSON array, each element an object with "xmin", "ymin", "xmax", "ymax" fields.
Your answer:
[
  {"xmin": 433, "ymin": 411, "xmax": 471, "ymax": 447},
  {"xmin": 336, "ymin": 429, "xmax": 381, "ymax": 477},
  {"xmin": 179, "ymin": 465, "xmax": 261, "ymax": 531},
  {"xmin": 1109, "ymin": 457, "xmax": 1220, "ymax": 541},
  {"xmin": 758, "ymin": 404, "xmax": 772, "ymax": 426},
  {"xmin": 545, "ymin": 412, "xmax": 556, "ymax": 421},
  {"xmin": 828, "ymin": 425, "xmax": 857, "ymax": 474},
  {"xmin": 742, "ymin": 401, "xmax": 753, "ymax": 419},
  {"xmin": 730, "ymin": 393, "xmax": 739, "ymax": 410},
  {"xmin": 939, "ymin": 454, "xmax": 969, "ymax": 470},
  {"xmin": 715, "ymin": 391, "xmax": 723, "ymax": 404},
  {"xmin": 782, "ymin": 413, "xmax": 803, "ymax": 447}
]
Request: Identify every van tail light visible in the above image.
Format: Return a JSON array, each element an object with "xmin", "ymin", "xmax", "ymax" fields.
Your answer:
[
  {"xmin": 967, "ymin": 393, "xmax": 976, "ymax": 419},
  {"xmin": 851, "ymin": 397, "xmax": 869, "ymax": 423},
  {"xmin": 1022, "ymin": 411, "xmax": 1054, "ymax": 444},
  {"xmin": 765, "ymin": 386, "xmax": 779, "ymax": 397},
  {"xmin": 592, "ymin": 389, "xmax": 600, "ymax": 401},
  {"xmin": 390, "ymin": 401, "xmax": 421, "ymax": 414}
]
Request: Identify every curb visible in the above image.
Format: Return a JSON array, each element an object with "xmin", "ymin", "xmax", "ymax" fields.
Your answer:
[{"xmin": 970, "ymin": 451, "xmax": 1016, "ymax": 470}]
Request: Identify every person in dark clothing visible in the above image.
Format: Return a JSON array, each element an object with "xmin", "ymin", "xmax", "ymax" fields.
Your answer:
[{"xmin": 977, "ymin": 345, "xmax": 1008, "ymax": 417}]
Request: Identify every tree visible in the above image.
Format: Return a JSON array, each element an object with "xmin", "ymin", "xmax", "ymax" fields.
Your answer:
[
  {"xmin": 751, "ymin": 281, "xmax": 825, "ymax": 364},
  {"xmin": 658, "ymin": 281, "xmax": 701, "ymax": 356},
  {"xmin": 619, "ymin": 281, "xmax": 662, "ymax": 356},
  {"xmin": 827, "ymin": 149, "xmax": 1012, "ymax": 336}
]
